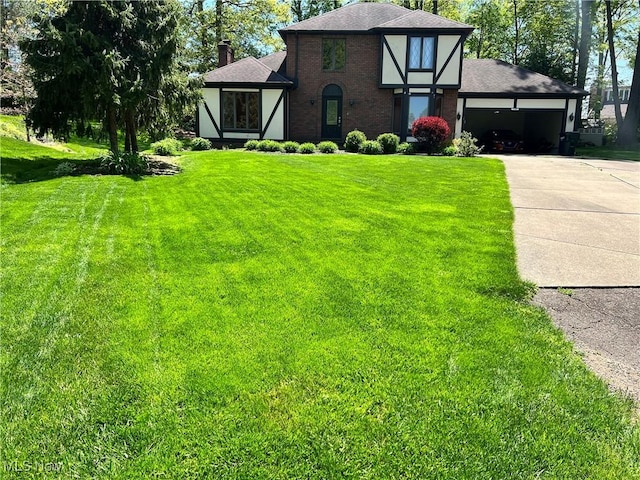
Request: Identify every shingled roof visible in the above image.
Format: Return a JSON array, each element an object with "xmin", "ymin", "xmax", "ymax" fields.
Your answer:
[
  {"xmin": 460, "ymin": 59, "xmax": 587, "ymax": 97},
  {"xmin": 203, "ymin": 56, "xmax": 292, "ymax": 86},
  {"xmin": 280, "ymin": 2, "xmax": 472, "ymax": 34},
  {"xmin": 256, "ymin": 51, "xmax": 287, "ymax": 75}
]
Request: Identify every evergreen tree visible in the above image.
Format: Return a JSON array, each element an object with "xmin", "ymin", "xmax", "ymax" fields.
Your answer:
[{"xmin": 21, "ymin": 0, "xmax": 196, "ymax": 153}]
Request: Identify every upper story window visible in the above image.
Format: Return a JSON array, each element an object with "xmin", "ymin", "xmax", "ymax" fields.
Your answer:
[
  {"xmin": 322, "ymin": 38, "xmax": 346, "ymax": 71},
  {"xmin": 222, "ymin": 91, "xmax": 259, "ymax": 131},
  {"xmin": 408, "ymin": 37, "xmax": 434, "ymax": 70},
  {"xmin": 605, "ymin": 88, "xmax": 630, "ymax": 103}
]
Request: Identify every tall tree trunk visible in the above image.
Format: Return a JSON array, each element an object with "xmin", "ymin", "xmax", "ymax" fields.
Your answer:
[
  {"xmin": 571, "ymin": 0, "xmax": 579, "ymax": 83},
  {"xmin": 123, "ymin": 109, "xmax": 138, "ymax": 153},
  {"xmin": 291, "ymin": 0, "xmax": 302, "ymax": 22},
  {"xmin": 576, "ymin": 0, "xmax": 594, "ymax": 125},
  {"xmin": 513, "ymin": 0, "xmax": 519, "ymax": 64},
  {"xmin": 197, "ymin": 0, "xmax": 206, "ymax": 50},
  {"xmin": 618, "ymin": 28, "xmax": 640, "ymax": 145},
  {"xmin": 215, "ymin": 0, "xmax": 223, "ymax": 46},
  {"xmin": 594, "ymin": 9, "xmax": 608, "ymax": 122},
  {"xmin": 107, "ymin": 106, "xmax": 118, "ymax": 154},
  {"xmin": 124, "ymin": 125, "xmax": 131, "ymax": 153},
  {"xmin": 126, "ymin": 109, "xmax": 138, "ymax": 153},
  {"xmin": 577, "ymin": 1, "xmax": 594, "ymax": 90},
  {"xmin": 605, "ymin": 0, "xmax": 624, "ymax": 128},
  {"xmin": 432, "ymin": 0, "xmax": 438, "ymax": 14}
]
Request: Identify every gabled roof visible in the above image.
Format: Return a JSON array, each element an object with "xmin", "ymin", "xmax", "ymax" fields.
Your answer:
[
  {"xmin": 280, "ymin": 2, "xmax": 472, "ymax": 34},
  {"xmin": 256, "ymin": 51, "xmax": 287, "ymax": 74},
  {"xmin": 375, "ymin": 9, "xmax": 474, "ymax": 31},
  {"xmin": 460, "ymin": 59, "xmax": 588, "ymax": 97},
  {"xmin": 203, "ymin": 56, "xmax": 292, "ymax": 86}
]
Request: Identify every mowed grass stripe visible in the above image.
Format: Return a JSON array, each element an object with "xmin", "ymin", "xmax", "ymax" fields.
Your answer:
[{"xmin": 1, "ymin": 150, "xmax": 638, "ymax": 478}]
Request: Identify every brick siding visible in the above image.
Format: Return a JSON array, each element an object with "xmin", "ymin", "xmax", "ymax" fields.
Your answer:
[
  {"xmin": 286, "ymin": 34, "xmax": 394, "ymax": 144},
  {"xmin": 442, "ymin": 89, "xmax": 458, "ymax": 138}
]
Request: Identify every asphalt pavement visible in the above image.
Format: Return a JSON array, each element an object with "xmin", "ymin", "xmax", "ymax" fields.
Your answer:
[{"xmin": 499, "ymin": 154, "xmax": 640, "ymax": 403}]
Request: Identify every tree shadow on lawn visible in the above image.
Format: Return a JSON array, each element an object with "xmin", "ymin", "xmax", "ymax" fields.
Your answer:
[
  {"xmin": 1, "ymin": 156, "xmax": 109, "ymax": 184},
  {"xmin": 0, "ymin": 155, "xmax": 178, "ymax": 184}
]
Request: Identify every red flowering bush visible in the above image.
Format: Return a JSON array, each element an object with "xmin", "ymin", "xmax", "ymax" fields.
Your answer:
[{"xmin": 411, "ymin": 116, "xmax": 451, "ymax": 153}]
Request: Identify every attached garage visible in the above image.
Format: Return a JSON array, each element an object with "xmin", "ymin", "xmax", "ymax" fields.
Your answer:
[{"xmin": 455, "ymin": 60, "xmax": 587, "ymax": 154}]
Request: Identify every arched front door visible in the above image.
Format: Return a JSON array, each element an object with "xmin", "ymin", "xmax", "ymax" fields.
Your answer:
[{"xmin": 322, "ymin": 84, "xmax": 342, "ymax": 140}]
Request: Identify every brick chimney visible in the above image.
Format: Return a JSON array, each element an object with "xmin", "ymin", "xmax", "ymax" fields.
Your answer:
[{"xmin": 218, "ymin": 40, "xmax": 234, "ymax": 68}]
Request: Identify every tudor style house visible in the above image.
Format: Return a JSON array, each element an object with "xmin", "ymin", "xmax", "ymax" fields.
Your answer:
[{"xmin": 197, "ymin": 2, "xmax": 586, "ymax": 150}]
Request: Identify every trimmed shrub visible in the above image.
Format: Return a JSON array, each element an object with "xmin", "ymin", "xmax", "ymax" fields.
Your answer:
[
  {"xmin": 98, "ymin": 151, "xmax": 149, "ymax": 175},
  {"xmin": 317, "ymin": 141, "xmax": 338, "ymax": 153},
  {"xmin": 190, "ymin": 137, "xmax": 212, "ymax": 151},
  {"xmin": 344, "ymin": 129, "xmax": 366, "ymax": 153},
  {"xmin": 244, "ymin": 139, "xmax": 260, "ymax": 150},
  {"xmin": 411, "ymin": 116, "xmax": 451, "ymax": 154},
  {"xmin": 297, "ymin": 142, "xmax": 316, "ymax": 154},
  {"xmin": 53, "ymin": 162, "xmax": 76, "ymax": 177},
  {"xmin": 454, "ymin": 131, "xmax": 483, "ymax": 157},
  {"xmin": 257, "ymin": 139, "xmax": 283, "ymax": 152},
  {"xmin": 376, "ymin": 133, "xmax": 399, "ymax": 154},
  {"xmin": 282, "ymin": 141, "xmax": 300, "ymax": 153},
  {"xmin": 397, "ymin": 142, "xmax": 415, "ymax": 155},
  {"xmin": 359, "ymin": 140, "xmax": 383, "ymax": 155},
  {"xmin": 151, "ymin": 138, "xmax": 182, "ymax": 156},
  {"xmin": 442, "ymin": 145, "xmax": 457, "ymax": 156}
]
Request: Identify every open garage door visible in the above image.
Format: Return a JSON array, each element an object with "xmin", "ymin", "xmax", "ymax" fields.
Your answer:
[{"xmin": 462, "ymin": 109, "xmax": 564, "ymax": 153}]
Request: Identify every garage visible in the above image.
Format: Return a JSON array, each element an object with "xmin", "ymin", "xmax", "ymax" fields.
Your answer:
[
  {"xmin": 462, "ymin": 108, "xmax": 564, "ymax": 153},
  {"xmin": 455, "ymin": 59, "xmax": 587, "ymax": 154}
]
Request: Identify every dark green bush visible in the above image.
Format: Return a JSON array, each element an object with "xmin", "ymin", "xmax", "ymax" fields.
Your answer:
[
  {"xmin": 190, "ymin": 137, "xmax": 212, "ymax": 151},
  {"xmin": 244, "ymin": 139, "xmax": 260, "ymax": 150},
  {"xmin": 257, "ymin": 140, "xmax": 283, "ymax": 152},
  {"xmin": 297, "ymin": 142, "xmax": 316, "ymax": 154},
  {"xmin": 151, "ymin": 138, "xmax": 182, "ymax": 156},
  {"xmin": 344, "ymin": 129, "xmax": 366, "ymax": 153},
  {"xmin": 359, "ymin": 140, "xmax": 383, "ymax": 155},
  {"xmin": 53, "ymin": 162, "xmax": 76, "ymax": 177},
  {"xmin": 98, "ymin": 151, "xmax": 149, "ymax": 175},
  {"xmin": 397, "ymin": 142, "xmax": 415, "ymax": 155},
  {"xmin": 317, "ymin": 141, "xmax": 338, "ymax": 153},
  {"xmin": 376, "ymin": 133, "xmax": 399, "ymax": 154},
  {"xmin": 282, "ymin": 141, "xmax": 300, "ymax": 153}
]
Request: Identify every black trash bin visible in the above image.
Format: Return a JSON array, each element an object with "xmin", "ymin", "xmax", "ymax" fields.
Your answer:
[{"xmin": 559, "ymin": 132, "xmax": 580, "ymax": 156}]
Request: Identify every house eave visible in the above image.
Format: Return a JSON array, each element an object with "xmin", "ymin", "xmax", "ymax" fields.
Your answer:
[
  {"xmin": 204, "ymin": 82, "xmax": 293, "ymax": 89},
  {"xmin": 458, "ymin": 91, "xmax": 587, "ymax": 99}
]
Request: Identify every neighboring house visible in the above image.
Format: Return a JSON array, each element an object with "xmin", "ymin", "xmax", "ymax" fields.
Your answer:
[
  {"xmin": 197, "ymin": 2, "xmax": 586, "ymax": 150},
  {"xmin": 599, "ymin": 86, "xmax": 630, "ymax": 121}
]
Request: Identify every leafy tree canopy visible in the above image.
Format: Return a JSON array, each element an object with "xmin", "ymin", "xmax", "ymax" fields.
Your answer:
[{"xmin": 20, "ymin": 0, "xmax": 199, "ymax": 153}]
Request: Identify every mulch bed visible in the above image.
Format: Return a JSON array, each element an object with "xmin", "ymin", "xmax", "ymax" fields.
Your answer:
[{"xmin": 73, "ymin": 155, "xmax": 181, "ymax": 176}]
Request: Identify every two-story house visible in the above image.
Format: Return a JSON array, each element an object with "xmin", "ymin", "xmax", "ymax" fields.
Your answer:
[
  {"xmin": 598, "ymin": 86, "xmax": 630, "ymax": 120},
  {"xmin": 197, "ymin": 2, "xmax": 586, "ymax": 150}
]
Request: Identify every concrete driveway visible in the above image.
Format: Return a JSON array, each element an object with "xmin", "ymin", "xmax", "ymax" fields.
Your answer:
[
  {"xmin": 500, "ymin": 154, "xmax": 640, "ymax": 403},
  {"xmin": 499, "ymin": 155, "xmax": 640, "ymax": 287}
]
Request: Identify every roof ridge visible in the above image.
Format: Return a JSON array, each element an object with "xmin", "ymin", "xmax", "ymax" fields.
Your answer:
[
  {"xmin": 376, "ymin": 9, "xmax": 473, "ymax": 29},
  {"xmin": 280, "ymin": 2, "xmax": 410, "ymax": 32},
  {"xmin": 375, "ymin": 9, "xmax": 414, "ymax": 28}
]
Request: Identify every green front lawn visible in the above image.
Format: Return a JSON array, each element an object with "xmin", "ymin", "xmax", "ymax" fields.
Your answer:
[
  {"xmin": 2, "ymin": 141, "xmax": 639, "ymax": 478},
  {"xmin": 577, "ymin": 143, "xmax": 640, "ymax": 161}
]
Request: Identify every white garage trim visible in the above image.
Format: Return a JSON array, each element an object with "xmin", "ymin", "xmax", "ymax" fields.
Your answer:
[{"xmin": 516, "ymin": 98, "xmax": 566, "ymax": 109}]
